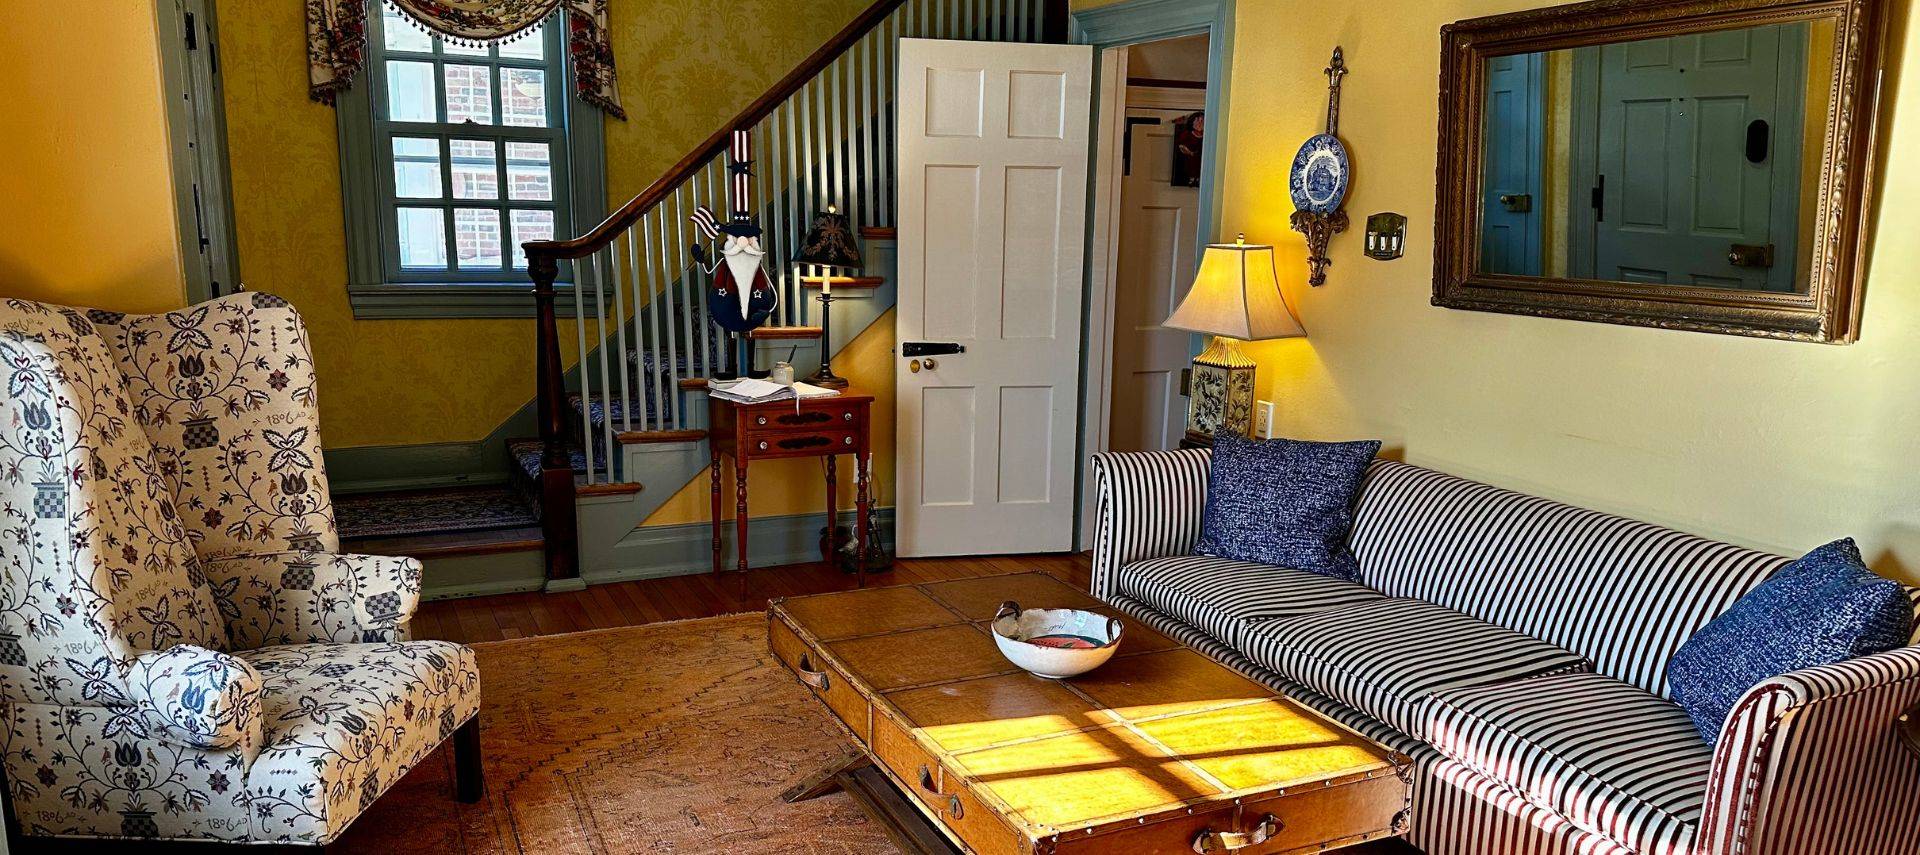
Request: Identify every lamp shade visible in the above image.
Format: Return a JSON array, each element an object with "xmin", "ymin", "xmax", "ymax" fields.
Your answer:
[
  {"xmin": 793, "ymin": 207, "xmax": 864, "ymax": 268},
  {"xmin": 1162, "ymin": 238, "xmax": 1305, "ymax": 341}
]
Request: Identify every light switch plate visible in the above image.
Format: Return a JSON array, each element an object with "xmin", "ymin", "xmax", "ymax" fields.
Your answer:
[{"xmin": 1255, "ymin": 400, "xmax": 1275, "ymax": 439}]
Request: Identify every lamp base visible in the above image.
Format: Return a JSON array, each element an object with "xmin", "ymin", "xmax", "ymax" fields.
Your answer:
[
  {"xmin": 807, "ymin": 370, "xmax": 851, "ymax": 389},
  {"xmin": 1185, "ymin": 336, "xmax": 1258, "ymax": 442}
]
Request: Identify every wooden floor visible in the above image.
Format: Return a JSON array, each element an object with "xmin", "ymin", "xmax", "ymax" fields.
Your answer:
[
  {"xmin": 415, "ymin": 552, "xmax": 1416, "ymax": 853},
  {"xmin": 412, "ymin": 553, "xmax": 1091, "ymax": 644}
]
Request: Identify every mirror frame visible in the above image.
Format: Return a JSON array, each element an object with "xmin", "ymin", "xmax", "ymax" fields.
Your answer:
[{"xmin": 1433, "ymin": 0, "xmax": 1889, "ymax": 343}]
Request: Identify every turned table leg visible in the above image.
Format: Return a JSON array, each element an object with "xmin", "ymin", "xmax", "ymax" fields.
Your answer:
[
  {"xmin": 735, "ymin": 456, "xmax": 750, "ymax": 575},
  {"xmin": 710, "ymin": 450, "xmax": 724, "ymax": 575},
  {"xmin": 824, "ymin": 455, "xmax": 838, "ymax": 563}
]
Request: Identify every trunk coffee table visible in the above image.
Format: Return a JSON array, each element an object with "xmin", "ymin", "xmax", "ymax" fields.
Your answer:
[{"xmin": 770, "ymin": 572, "xmax": 1411, "ymax": 854}]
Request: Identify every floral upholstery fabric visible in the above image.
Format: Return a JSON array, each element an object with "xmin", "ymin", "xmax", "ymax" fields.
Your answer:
[
  {"xmin": 91, "ymin": 292, "xmax": 340, "ymax": 561},
  {"xmin": 243, "ymin": 641, "xmax": 481, "ymax": 844},
  {"xmin": 128, "ymin": 645, "xmax": 265, "ymax": 751},
  {"xmin": 203, "ymin": 551, "xmax": 423, "ymax": 649},
  {"xmin": 0, "ymin": 295, "xmax": 477, "ymax": 844}
]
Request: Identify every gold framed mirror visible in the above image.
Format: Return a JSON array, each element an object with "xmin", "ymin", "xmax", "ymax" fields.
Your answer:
[{"xmin": 1433, "ymin": 0, "xmax": 1889, "ymax": 342}]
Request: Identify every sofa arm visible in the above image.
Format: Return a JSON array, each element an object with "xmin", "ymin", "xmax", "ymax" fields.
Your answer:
[
  {"xmin": 202, "ymin": 551, "xmax": 423, "ymax": 650},
  {"xmin": 1088, "ymin": 449, "xmax": 1211, "ymax": 600},
  {"xmin": 127, "ymin": 645, "xmax": 264, "ymax": 754},
  {"xmin": 1694, "ymin": 645, "xmax": 1920, "ymax": 855}
]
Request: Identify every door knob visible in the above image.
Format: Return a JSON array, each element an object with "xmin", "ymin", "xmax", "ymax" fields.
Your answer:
[
  {"xmin": 921, "ymin": 357, "xmax": 938, "ymax": 371},
  {"xmin": 908, "ymin": 359, "xmax": 921, "ymax": 373}
]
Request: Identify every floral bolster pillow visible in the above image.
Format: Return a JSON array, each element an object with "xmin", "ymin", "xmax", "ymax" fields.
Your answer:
[{"xmin": 127, "ymin": 645, "xmax": 264, "ymax": 751}]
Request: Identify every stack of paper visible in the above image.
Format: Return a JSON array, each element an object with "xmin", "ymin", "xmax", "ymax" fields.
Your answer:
[{"xmin": 708, "ymin": 377, "xmax": 841, "ymax": 405}]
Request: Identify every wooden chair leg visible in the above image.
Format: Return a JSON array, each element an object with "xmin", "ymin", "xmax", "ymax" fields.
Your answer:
[{"xmin": 454, "ymin": 716, "xmax": 485, "ymax": 803}]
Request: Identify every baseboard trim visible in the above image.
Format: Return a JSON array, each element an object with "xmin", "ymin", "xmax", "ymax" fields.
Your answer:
[
  {"xmin": 325, "ymin": 440, "xmax": 511, "ymax": 494},
  {"xmin": 585, "ymin": 507, "xmax": 897, "ymax": 585}
]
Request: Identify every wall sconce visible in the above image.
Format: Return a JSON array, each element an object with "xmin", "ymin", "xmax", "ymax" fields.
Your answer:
[{"xmin": 1364, "ymin": 213, "xmax": 1406, "ymax": 261}]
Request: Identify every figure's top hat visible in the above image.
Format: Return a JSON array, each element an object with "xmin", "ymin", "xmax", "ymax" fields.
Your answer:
[{"xmin": 717, "ymin": 211, "xmax": 761, "ymax": 239}]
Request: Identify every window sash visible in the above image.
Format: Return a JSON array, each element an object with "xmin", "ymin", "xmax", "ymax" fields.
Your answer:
[{"xmin": 366, "ymin": 7, "xmax": 574, "ymax": 285}]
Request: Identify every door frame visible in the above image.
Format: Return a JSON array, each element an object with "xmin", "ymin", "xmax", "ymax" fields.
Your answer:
[
  {"xmin": 155, "ymin": 0, "xmax": 242, "ymax": 303},
  {"xmin": 1071, "ymin": 0, "xmax": 1236, "ymax": 550}
]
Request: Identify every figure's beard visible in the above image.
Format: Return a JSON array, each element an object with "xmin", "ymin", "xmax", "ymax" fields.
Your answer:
[{"xmin": 722, "ymin": 241, "xmax": 764, "ymax": 318}]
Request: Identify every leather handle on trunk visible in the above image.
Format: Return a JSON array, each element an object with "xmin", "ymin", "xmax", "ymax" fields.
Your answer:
[
  {"xmin": 1192, "ymin": 814, "xmax": 1280, "ymax": 853},
  {"xmin": 796, "ymin": 654, "xmax": 829, "ymax": 692}
]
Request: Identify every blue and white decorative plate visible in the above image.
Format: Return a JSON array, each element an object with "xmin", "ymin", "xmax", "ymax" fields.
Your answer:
[{"xmin": 1289, "ymin": 133, "xmax": 1349, "ymax": 214}]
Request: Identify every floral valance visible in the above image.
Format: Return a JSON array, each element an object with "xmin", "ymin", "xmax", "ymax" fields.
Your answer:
[{"xmin": 308, "ymin": 0, "xmax": 625, "ymax": 119}]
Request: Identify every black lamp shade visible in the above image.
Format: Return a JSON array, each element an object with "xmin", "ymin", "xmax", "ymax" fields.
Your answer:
[{"xmin": 794, "ymin": 209, "xmax": 864, "ymax": 269}]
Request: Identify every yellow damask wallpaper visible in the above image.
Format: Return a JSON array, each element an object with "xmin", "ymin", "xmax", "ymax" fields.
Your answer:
[{"xmin": 217, "ymin": 0, "xmax": 872, "ymax": 450}]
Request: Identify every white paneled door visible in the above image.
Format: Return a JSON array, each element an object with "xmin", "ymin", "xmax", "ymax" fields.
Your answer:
[
  {"xmin": 1108, "ymin": 104, "xmax": 1202, "ymax": 454},
  {"xmin": 896, "ymin": 38, "xmax": 1093, "ymax": 557}
]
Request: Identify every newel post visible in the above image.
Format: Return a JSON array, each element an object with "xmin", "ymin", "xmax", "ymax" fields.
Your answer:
[{"xmin": 529, "ymin": 253, "xmax": 581, "ymax": 587}]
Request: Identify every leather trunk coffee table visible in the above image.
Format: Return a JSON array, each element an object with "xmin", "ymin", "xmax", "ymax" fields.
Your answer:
[{"xmin": 770, "ymin": 572, "xmax": 1411, "ymax": 855}]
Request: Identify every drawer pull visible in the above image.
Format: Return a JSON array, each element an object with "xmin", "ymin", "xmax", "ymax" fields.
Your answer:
[
  {"xmin": 795, "ymin": 654, "xmax": 830, "ymax": 692},
  {"xmin": 757, "ymin": 416, "xmax": 768, "ymax": 425},
  {"xmin": 843, "ymin": 436, "xmax": 854, "ymax": 445},
  {"xmin": 917, "ymin": 765, "xmax": 939, "ymax": 794},
  {"xmin": 843, "ymin": 412, "xmax": 854, "ymax": 421},
  {"xmin": 758, "ymin": 441, "xmax": 770, "ymax": 451},
  {"xmin": 1192, "ymin": 814, "xmax": 1280, "ymax": 853}
]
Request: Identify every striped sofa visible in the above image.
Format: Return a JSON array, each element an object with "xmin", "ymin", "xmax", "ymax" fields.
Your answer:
[{"xmin": 1090, "ymin": 449, "xmax": 1920, "ymax": 855}]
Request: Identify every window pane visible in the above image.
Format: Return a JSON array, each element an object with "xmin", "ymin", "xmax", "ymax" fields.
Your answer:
[
  {"xmin": 397, "ymin": 207, "xmax": 448, "ymax": 269},
  {"xmin": 505, "ymin": 142, "xmax": 552, "ymax": 201},
  {"xmin": 444, "ymin": 64, "xmax": 494, "ymax": 125},
  {"xmin": 511, "ymin": 210, "xmax": 555, "ymax": 269},
  {"xmin": 456, "ymin": 208, "xmax": 504, "ymax": 269},
  {"xmin": 381, "ymin": 6, "xmax": 433, "ymax": 53},
  {"xmin": 501, "ymin": 68, "xmax": 548, "ymax": 127},
  {"xmin": 499, "ymin": 24, "xmax": 545, "ymax": 60},
  {"xmin": 392, "ymin": 137, "xmax": 443, "ymax": 198},
  {"xmin": 449, "ymin": 139, "xmax": 498, "ymax": 199},
  {"xmin": 443, "ymin": 39, "xmax": 489, "ymax": 57},
  {"xmin": 385, "ymin": 61, "xmax": 437, "ymax": 122}
]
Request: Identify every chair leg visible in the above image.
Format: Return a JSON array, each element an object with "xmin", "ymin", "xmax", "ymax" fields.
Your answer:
[{"xmin": 454, "ymin": 715, "xmax": 485, "ymax": 804}]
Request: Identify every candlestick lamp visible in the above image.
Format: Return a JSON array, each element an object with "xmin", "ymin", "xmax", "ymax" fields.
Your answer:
[{"xmin": 793, "ymin": 205, "xmax": 864, "ymax": 388}]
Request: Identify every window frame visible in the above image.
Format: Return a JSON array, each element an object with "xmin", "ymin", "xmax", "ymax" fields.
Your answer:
[{"xmin": 338, "ymin": 5, "xmax": 606, "ymax": 318}]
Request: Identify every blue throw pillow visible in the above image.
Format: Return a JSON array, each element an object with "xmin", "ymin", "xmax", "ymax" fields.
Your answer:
[
  {"xmin": 1193, "ymin": 433, "xmax": 1381, "ymax": 580},
  {"xmin": 1668, "ymin": 538, "xmax": 1913, "ymax": 743}
]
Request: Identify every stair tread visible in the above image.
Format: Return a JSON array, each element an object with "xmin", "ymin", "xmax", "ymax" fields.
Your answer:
[
  {"xmin": 801, "ymin": 276, "xmax": 884, "ymax": 288},
  {"xmin": 860, "ymin": 226, "xmax": 896, "ymax": 240},
  {"xmin": 344, "ymin": 525, "xmax": 544, "ymax": 560},
  {"xmin": 748, "ymin": 326, "xmax": 824, "ymax": 340},
  {"xmin": 618, "ymin": 428, "xmax": 708, "ymax": 444}
]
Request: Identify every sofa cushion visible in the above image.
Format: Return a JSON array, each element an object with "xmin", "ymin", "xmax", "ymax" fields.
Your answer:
[
  {"xmin": 1117, "ymin": 555, "xmax": 1385, "ymax": 647},
  {"xmin": 1194, "ymin": 434, "xmax": 1381, "ymax": 580},
  {"xmin": 243, "ymin": 640, "xmax": 482, "ymax": 843},
  {"xmin": 1426, "ymin": 672, "xmax": 1711, "ymax": 855},
  {"xmin": 1346, "ymin": 460, "xmax": 1790, "ymax": 698},
  {"xmin": 1242, "ymin": 598, "xmax": 1590, "ymax": 739},
  {"xmin": 1668, "ymin": 538, "xmax": 1914, "ymax": 743}
]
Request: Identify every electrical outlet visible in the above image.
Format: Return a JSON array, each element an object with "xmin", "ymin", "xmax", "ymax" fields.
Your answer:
[{"xmin": 1255, "ymin": 401, "xmax": 1276, "ymax": 439}]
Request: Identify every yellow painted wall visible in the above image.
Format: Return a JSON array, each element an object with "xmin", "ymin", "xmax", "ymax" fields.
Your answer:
[
  {"xmin": 1227, "ymin": 0, "xmax": 1920, "ymax": 581},
  {"xmin": 216, "ymin": 0, "xmax": 871, "ymax": 449},
  {"xmin": 642, "ymin": 309, "xmax": 897, "ymax": 525},
  {"xmin": 0, "ymin": 1, "xmax": 185, "ymax": 313}
]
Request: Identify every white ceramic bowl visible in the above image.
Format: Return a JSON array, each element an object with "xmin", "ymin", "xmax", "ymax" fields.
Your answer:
[{"xmin": 989, "ymin": 601, "xmax": 1123, "ymax": 679}]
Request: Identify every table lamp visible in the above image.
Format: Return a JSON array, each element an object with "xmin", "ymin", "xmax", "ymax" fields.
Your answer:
[
  {"xmin": 794, "ymin": 205, "xmax": 864, "ymax": 389},
  {"xmin": 1161, "ymin": 234, "xmax": 1306, "ymax": 444}
]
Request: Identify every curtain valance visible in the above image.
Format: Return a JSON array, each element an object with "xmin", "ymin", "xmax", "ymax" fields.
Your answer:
[{"xmin": 308, "ymin": 0, "xmax": 625, "ymax": 119}]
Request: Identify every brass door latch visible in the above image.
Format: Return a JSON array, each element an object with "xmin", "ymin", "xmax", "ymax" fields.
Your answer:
[{"xmin": 1727, "ymin": 243, "xmax": 1775, "ymax": 268}]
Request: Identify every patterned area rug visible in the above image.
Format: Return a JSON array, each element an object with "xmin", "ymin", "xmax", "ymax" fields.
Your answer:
[
  {"xmin": 334, "ymin": 486, "xmax": 538, "ymax": 540},
  {"xmin": 338, "ymin": 615, "xmax": 896, "ymax": 854}
]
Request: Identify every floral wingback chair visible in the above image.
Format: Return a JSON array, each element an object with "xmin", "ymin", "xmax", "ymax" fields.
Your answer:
[{"xmin": 0, "ymin": 293, "xmax": 482, "ymax": 848}]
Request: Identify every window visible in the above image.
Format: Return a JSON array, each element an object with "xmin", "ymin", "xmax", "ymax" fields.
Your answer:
[{"xmin": 339, "ymin": 4, "xmax": 605, "ymax": 317}]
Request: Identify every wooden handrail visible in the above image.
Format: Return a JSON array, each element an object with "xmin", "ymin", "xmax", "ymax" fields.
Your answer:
[{"xmin": 525, "ymin": 0, "xmax": 916, "ymax": 262}]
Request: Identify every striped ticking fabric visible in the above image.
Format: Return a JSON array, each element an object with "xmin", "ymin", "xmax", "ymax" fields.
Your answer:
[
  {"xmin": 1243, "ymin": 598, "xmax": 1591, "ymax": 740},
  {"xmin": 1088, "ymin": 449, "xmax": 1211, "ymax": 600},
  {"xmin": 1347, "ymin": 460, "xmax": 1792, "ymax": 698},
  {"xmin": 1426, "ymin": 672, "xmax": 1709, "ymax": 855},
  {"xmin": 1115, "ymin": 555, "xmax": 1385, "ymax": 648},
  {"xmin": 1411, "ymin": 758, "xmax": 1636, "ymax": 855},
  {"xmin": 1697, "ymin": 645, "xmax": 1920, "ymax": 855}
]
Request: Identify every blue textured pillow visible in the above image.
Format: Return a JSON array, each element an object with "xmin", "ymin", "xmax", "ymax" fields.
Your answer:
[
  {"xmin": 1193, "ymin": 434, "xmax": 1381, "ymax": 580},
  {"xmin": 1668, "ymin": 538, "xmax": 1913, "ymax": 743}
]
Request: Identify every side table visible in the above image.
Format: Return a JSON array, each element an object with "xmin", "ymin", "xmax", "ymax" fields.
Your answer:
[{"xmin": 708, "ymin": 389, "xmax": 875, "ymax": 585}]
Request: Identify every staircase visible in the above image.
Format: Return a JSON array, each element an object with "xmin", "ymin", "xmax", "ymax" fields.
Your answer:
[{"xmin": 515, "ymin": 0, "xmax": 1069, "ymax": 587}]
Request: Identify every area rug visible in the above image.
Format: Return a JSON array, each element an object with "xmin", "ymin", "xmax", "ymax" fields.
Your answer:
[
  {"xmin": 337, "ymin": 614, "xmax": 898, "ymax": 854},
  {"xmin": 334, "ymin": 485, "xmax": 538, "ymax": 540}
]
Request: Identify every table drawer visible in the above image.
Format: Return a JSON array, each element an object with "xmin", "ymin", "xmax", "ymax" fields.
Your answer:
[
  {"xmin": 744, "ymin": 406, "xmax": 862, "ymax": 432},
  {"xmin": 769, "ymin": 616, "xmax": 870, "ymax": 745},
  {"xmin": 743, "ymin": 428, "xmax": 862, "ymax": 458}
]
